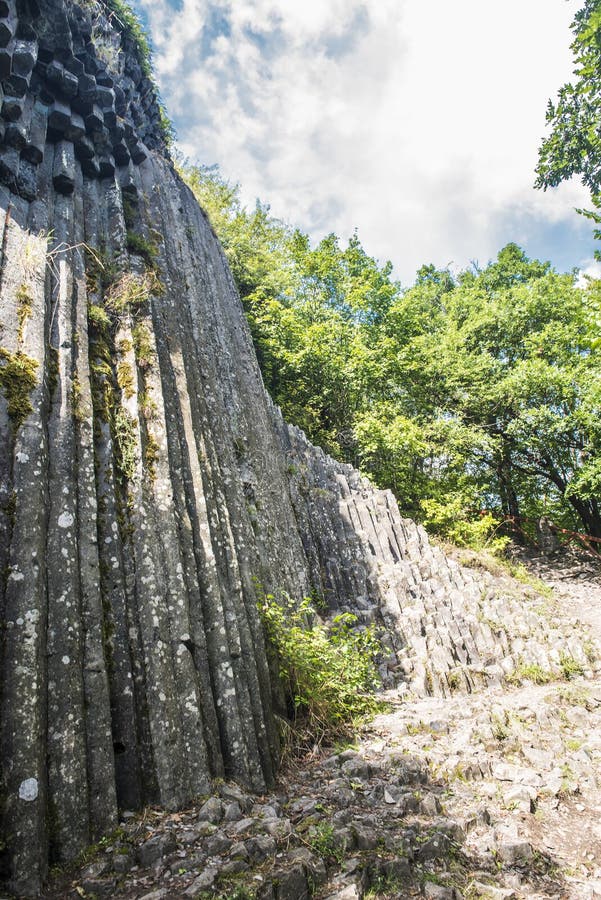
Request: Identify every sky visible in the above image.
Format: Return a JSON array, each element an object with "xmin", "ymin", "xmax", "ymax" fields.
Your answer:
[{"xmin": 132, "ymin": 0, "xmax": 599, "ymax": 285}]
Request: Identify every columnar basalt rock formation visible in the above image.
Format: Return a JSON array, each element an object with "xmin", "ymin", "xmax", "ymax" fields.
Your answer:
[{"xmin": 0, "ymin": 2, "xmax": 596, "ymax": 897}]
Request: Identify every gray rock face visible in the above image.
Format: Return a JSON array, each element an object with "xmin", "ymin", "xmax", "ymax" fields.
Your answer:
[{"xmin": 0, "ymin": 3, "xmax": 599, "ymax": 898}]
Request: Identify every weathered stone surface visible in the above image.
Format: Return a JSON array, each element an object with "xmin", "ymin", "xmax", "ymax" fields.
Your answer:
[
  {"xmin": 1, "ymin": 93, "xmax": 22, "ymax": 121},
  {"xmin": 136, "ymin": 832, "xmax": 177, "ymax": 868},
  {"xmin": 47, "ymin": 98, "xmax": 70, "ymax": 134},
  {"xmin": 197, "ymin": 796, "xmax": 224, "ymax": 824},
  {"xmin": 0, "ymin": 18, "xmax": 13, "ymax": 49},
  {"xmin": 11, "ymin": 39, "xmax": 36, "ymax": 77},
  {"xmin": 0, "ymin": 3, "xmax": 599, "ymax": 898},
  {"xmin": 21, "ymin": 99, "xmax": 46, "ymax": 164},
  {"xmin": 3, "ymin": 118, "xmax": 25, "ymax": 149},
  {"xmin": 0, "ymin": 141, "xmax": 18, "ymax": 186},
  {"xmin": 51, "ymin": 138, "xmax": 74, "ymax": 193},
  {"xmin": 273, "ymin": 864, "xmax": 309, "ymax": 900}
]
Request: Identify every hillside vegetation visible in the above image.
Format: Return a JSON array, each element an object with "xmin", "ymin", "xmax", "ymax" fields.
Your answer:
[{"xmin": 180, "ymin": 162, "xmax": 601, "ymax": 548}]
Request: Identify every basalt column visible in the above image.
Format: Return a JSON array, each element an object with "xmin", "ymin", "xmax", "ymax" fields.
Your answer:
[
  {"xmin": 0, "ymin": 1, "xmax": 307, "ymax": 894},
  {"xmin": 0, "ymin": 2, "xmax": 597, "ymax": 897}
]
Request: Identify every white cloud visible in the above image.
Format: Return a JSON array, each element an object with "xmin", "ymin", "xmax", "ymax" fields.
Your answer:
[
  {"xmin": 576, "ymin": 259, "xmax": 601, "ymax": 285},
  {"xmin": 135, "ymin": 0, "xmax": 593, "ymax": 282}
]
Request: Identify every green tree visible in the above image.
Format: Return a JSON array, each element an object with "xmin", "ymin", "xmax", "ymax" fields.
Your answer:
[
  {"xmin": 180, "ymin": 160, "xmax": 601, "ymax": 544},
  {"xmin": 536, "ymin": 0, "xmax": 601, "ymax": 238},
  {"xmin": 386, "ymin": 247, "xmax": 601, "ymax": 538}
]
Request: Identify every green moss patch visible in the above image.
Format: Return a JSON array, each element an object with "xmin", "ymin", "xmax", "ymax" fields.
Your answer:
[
  {"xmin": 144, "ymin": 431, "xmax": 160, "ymax": 481},
  {"xmin": 16, "ymin": 284, "xmax": 34, "ymax": 343},
  {"xmin": 0, "ymin": 348, "xmax": 39, "ymax": 430},
  {"xmin": 88, "ymin": 303, "xmax": 112, "ymax": 333},
  {"xmin": 132, "ymin": 321, "xmax": 155, "ymax": 368},
  {"xmin": 113, "ymin": 407, "xmax": 138, "ymax": 480},
  {"xmin": 126, "ymin": 231, "xmax": 159, "ymax": 268},
  {"xmin": 117, "ymin": 360, "xmax": 135, "ymax": 399}
]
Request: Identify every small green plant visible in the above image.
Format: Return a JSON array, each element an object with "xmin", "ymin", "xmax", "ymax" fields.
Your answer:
[
  {"xmin": 122, "ymin": 194, "xmax": 137, "ymax": 230},
  {"xmin": 126, "ymin": 230, "xmax": 159, "ymax": 267},
  {"xmin": 0, "ymin": 348, "xmax": 39, "ymax": 430},
  {"xmin": 308, "ymin": 822, "xmax": 346, "ymax": 864},
  {"xmin": 491, "ymin": 713, "xmax": 509, "ymax": 741},
  {"xmin": 364, "ymin": 874, "xmax": 407, "ymax": 898},
  {"xmin": 446, "ymin": 670, "xmax": 461, "ymax": 692},
  {"xmin": 559, "ymin": 653, "xmax": 585, "ymax": 680},
  {"xmin": 105, "ymin": 271, "xmax": 160, "ymax": 313},
  {"xmin": 503, "ymin": 560, "xmax": 554, "ymax": 598},
  {"xmin": 257, "ymin": 591, "xmax": 383, "ymax": 751},
  {"xmin": 113, "ymin": 407, "xmax": 138, "ymax": 480},
  {"xmin": 506, "ymin": 662, "xmax": 552, "ymax": 686},
  {"xmin": 211, "ymin": 887, "xmax": 255, "ymax": 900},
  {"xmin": 48, "ymin": 825, "xmax": 129, "ymax": 877},
  {"xmin": 557, "ymin": 684, "xmax": 591, "ymax": 707},
  {"xmin": 84, "ymin": 244, "xmax": 118, "ymax": 294},
  {"xmin": 583, "ymin": 640, "xmax": 597, "ymax": 664}
]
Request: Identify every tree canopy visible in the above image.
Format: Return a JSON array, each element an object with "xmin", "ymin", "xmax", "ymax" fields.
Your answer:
[
  {"xmin": 536, "ymin": 0, "xmax": 601, "ymax": 236},
  {"xmin": 180, "ymin": 162, "xmax": 601, "ymax": 547}
]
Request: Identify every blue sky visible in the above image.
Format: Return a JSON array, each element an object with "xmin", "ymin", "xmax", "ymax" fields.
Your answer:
[{"xmin": 132, "ymin": 0, "xmax": 598, "ymax": 285}]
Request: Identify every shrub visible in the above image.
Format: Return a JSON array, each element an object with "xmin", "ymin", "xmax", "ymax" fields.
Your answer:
[
  {"xmin": 257, "ymin": 592, "xmax": 383, "ymax": 751},
  {"xmin": 506, "ymin": 662, "xmax": 552, "ymax": 686},
  {"xmin": 308, "ymin": 822, "xmax": 346, "ymax": 863},
  {"xmin": 421, "ymin": 494, "xmax": 510, "ymax": 555}
]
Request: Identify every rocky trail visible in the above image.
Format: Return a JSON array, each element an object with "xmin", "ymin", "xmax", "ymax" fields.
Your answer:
[{"xmin": 34, "ymin": 549, "xmax": 601, "ymax": 900}]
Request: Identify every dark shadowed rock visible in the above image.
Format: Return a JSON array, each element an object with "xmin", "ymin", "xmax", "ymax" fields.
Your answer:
[{"xmin": 136, "ymin": 832, "xmax": 177, "ymax": 868}]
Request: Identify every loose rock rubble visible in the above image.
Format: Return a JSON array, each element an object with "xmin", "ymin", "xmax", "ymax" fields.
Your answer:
[{"xmin": 40, "ymin": 554, "xmax": 601, "ymax": 899}]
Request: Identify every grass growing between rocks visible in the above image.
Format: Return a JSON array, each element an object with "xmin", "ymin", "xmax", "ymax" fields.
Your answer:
[
  {"xmin": 257, "ymin": 592, "xmax": 385, "ymax": 755},
  {"xmin": 452, "ymin": 545, "xmax": 555, "ymax": 599},
  {"xmin": 506, "ymin": 662, "xmax": 554, "ymax": 686},
  {"xmin": 307, "ymin": 822, "xmax": 347, "ymax": 865}
]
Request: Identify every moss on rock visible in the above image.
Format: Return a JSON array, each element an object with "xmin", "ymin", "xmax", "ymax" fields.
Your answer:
[
  {"xmin": 0, "ymin": 348, "xmax": 39, "ymax": 430},
  {"xmin": 16, "ymin": 285, "xmax": 34, "ymax": 344}
]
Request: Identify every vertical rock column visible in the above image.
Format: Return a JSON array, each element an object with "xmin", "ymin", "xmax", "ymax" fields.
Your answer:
[{"xmin": 0, "ymin": 197, "xmax": 50, "ymax": 894}]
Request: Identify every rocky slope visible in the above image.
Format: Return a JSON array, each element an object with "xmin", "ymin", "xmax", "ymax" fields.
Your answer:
[
  {"xmin": 39, "ymin": 553, "xmax": 601, "ymax": 899},
  {"xmin": 0, "ymin": 1, "xmax": 598, "ymax": 896}
]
